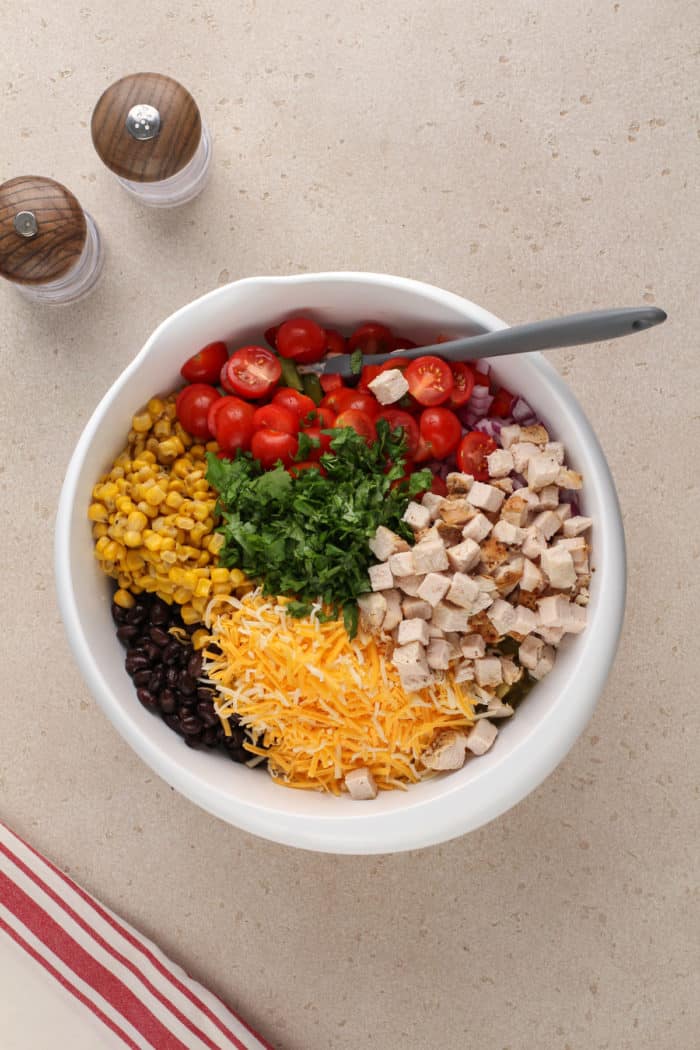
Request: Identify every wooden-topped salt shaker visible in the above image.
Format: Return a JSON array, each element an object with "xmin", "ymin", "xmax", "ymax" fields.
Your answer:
[
  {"xmin": 0, "ymin": 176, "xmax": 103, "ymax": 304},
  {"xmin": 91, "ymin": 73, "xmax": 212, "ymax": 207}
]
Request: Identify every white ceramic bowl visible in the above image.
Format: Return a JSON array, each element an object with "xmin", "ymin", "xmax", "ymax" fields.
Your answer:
[{"xmin": 55, "ymin": 273, "xmax": 626, "ymax": 854}]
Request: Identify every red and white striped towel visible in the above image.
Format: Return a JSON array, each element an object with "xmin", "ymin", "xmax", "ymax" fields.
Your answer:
[{"xmin": 0, "ymin": 820, "xmax": 272, "ymax": 1050}]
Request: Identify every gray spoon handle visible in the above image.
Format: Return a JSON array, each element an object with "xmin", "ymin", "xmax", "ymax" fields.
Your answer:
[{"xmin": 320, "ymin": 306, "xmax": 667, "ymax": 377}]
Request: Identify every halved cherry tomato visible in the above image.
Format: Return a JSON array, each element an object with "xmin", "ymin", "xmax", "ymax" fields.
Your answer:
[
  {"xmin": 404, "ymin": 356, "xmax": 454, "ymax": 406},
  {"xmin": 334, "ymin": 409, "xmax": 376, "ymax": 444},
  {"xmin": 300, "ymin": 426, "xmax": 333, "ymax": 458},
  {"xmin": 320, "ymin": 388, "xmax": 349, "ymax": 415},
  {"xmin": 473, "ymin": 368, "xmax": 490, "ymax": 388},
  {"xmin": 419, "ymin": 407, "xmax": 462, "ymax": 459},
  {"xmin": 272, "ymin": 388, "xmax": 317, "ymax": 422},
  {"xmin": 252, "ymin": 403, "xmax": 299, "ymax": 435},
  {"xmin": 490, "ymin": 386, "xmax": 515, "ymax": 418},
  {"xmin": 288, "ymin": 460, "xmax": 326, "ymax": 478},
  {"xmin": 324, "ymin": 329, "xmax": 346, "ymax": 356},
  {"xmin": 251, "ymin": 429, "xmax": 299, "ymax": 469},
  {"xmin": 376, "ymin": 408, "xmax": 420, "ymax": 457},
  {"xmin": 320, "ymin": 374, "xmax": 344, "ymax": 394},
  {"xmin": 221, "ymin": 346, "xmax": 281, "ymax": 399},
  {"xmin": 264, "ymin": 324, "xmax": 279, "ymax": 348},
  {"xmin": 276, "ymin": 316, "xmax": 326, "ymax": 364},
  {"xmin": 456, "ymin": 431, "xmax": 497, "ymax": 481},
  {"xmin": 175, "ymin": 384, "xmax": 221, "ymax": 440},
  {"xmin": 357, "ymin": 364, "xmax": 382, "ymax": 393},
  {"xmin": 348, "ymin": 321, "xmax": 395, "ymax": 356},
  {"xmin": 213, "ymin": 398, "xmax": 256, "ymax": 455},
  {"xmin": 335, "ymin": 389, "xmax": 381, "ymax": 418},
  {"xmin": 448, "ymin": 362, "xmax": 476, "ymax": 408},
  {"xmin": 379, "ymin": 357, "xmax": 410, "ymax": 372},
  {"xmin": 180, "ymin": 341, "xmax": 228, "ymax": 385}
]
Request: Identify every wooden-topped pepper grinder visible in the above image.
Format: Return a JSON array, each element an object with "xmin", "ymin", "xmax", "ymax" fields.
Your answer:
[
  {"xmin": 0, "ymin": 176, "xmax": 104, "ymax": 304},
  {"xmin": 91, "ymin": 73, "xmax": 211, "ymax": 207}
]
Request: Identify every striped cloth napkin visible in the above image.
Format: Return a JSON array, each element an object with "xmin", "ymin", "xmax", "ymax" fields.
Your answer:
[{"xmin": 0, "ymin": 821, "xmax": 272, "ymax": 1050}]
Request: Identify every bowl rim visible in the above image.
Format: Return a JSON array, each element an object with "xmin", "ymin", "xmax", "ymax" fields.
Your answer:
[{"xmin": 55, "ymin": 271, "xmax": 626, "ymax": 853}]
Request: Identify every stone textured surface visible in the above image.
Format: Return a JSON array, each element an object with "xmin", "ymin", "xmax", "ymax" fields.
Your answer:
[{"xmin": 1, "ymin": 2, "xmax": 698, "ymax": 1048}]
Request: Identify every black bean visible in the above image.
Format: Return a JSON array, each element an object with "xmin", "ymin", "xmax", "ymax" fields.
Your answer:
[
  {"xmin": 158, "ymin": 689, "xmax": 177, "ymax": 714},
  {"xmin": 144, "ymin": 642, "xmax": 162, "ymax": 663},
  {"xmin": 196, "ymin": 702, "xmax": 219, "ymax": 728},
  {"xmin": 111, "ymin": 602, "xmax": 127, "ymax": 625},
  {"xmin": 202, "ymin": 727, "xmax": 219, "ymax": 747},
  {"xmin": 165, "ymin": 667, "xmax": 180, "ymax": 689},
  {"xmin": 180, "ymin": 713, "xmax": 203, "ymax": 736},
  {"xmin": 197, "ymin": 686, "xmax": 215, "ymax": 701},
  {"xmin": 149, "ymin": 626, "xmax": 170, "ymax": 648},
  {"xmin": 125, "ymin": 654, "xmax": 150, "ymax": 674},
  {"xmin": 223, "ymin": 727, "xmax": 246, "ymax": 750},
  {"xmin": 187, "ymin": 652, "xmax": 203, "ymax": 680},
  {"xmin": 163, "ymin": 713, "xmax": 185, "ymax": 736},
  {"xmin": 125, "ymin": 602, "xmax": 148, "ymax": 625},
  {"xmin": 136, "ymin": 688, "xmax": 158, "ymax": 710},
  {"xmin": 116, "ymin": 624, "xmax": 139, "ymax": 644},
  {"xmin": 228, "ymin": 746, "xmax": 250, "ymax": 764},
  {"xmin": 162, "ymin": 640, "xmax": 183, "ymax": 666},
  {"xmin": 132, "ymin": 669, "xmax": 152, "ymax": 687},
  {"xmin": 184, "ymin": 734, "xmax": 206, "ymax": 749},
  {"xmin": 149, "ymin": 599, "xmax": 170, "ymax": 626},
  {"xmin": 148, "ymin": 668, "xmax": 164, "ymax": 693},
  {"xmin": 177, "ymin": 673, "xmax": 196, "ymax": 696}
]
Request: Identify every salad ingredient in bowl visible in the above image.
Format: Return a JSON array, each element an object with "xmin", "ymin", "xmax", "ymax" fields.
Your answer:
[{"xmin": 88, "ymin": 312, "xmax": 592, "ymax": 801}]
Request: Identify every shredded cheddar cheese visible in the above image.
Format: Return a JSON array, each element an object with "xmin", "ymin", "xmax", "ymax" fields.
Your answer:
[{"xmin": 202, "ymin": 591, "xmax": 476, "ymax": 794}]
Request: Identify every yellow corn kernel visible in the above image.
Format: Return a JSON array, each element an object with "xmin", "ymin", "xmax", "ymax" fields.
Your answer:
[
  {"xmin": 116, "ymin": 478, "xmax": 130, "ymax": 493},
  {"xmin": 173, "ymin": 586, "xmax": 193, "ymax": 604},
  {"xmin": 174, "ymin": 515, "xmax": 195, "ymax": 531},
  {"xmin": 145, "ymin": 485, "xmax": 166, "ymax": 506},
  {"xmin": 92, "ymin": 523, "xmax": 109, "ymax": 540},
  {"xmin": 125, "ymin": 550, "xmax": 145, "ymax": 572},
  {"xmin": 237, "ymin": 582, "xmax": 256, "ymax": 596},
  {"xmin": 102, "ymin": 560, "xmax": 116, "ymax": 573},
  {"xmin": 132, "ymin": 412, "xmax": 152, "ymax": 433},
  {"xmin": 159, "ymin": 536, "xmax": 176, "ymax": 551},
  {"xmin": 194, "ymin": 577, "xmax": 212, "ymax": 599},
  {"xmin": 123, "ymin": 530, "xmax": 143, "ymax": 548},
  {"xmin": 147, "ymin": 397, "xmax": 165, "ymax": 417},
  {"xmin": 189, "ymin": 522, "xmax": 209, "ymax": 545},
  {"xmin": 109, "ymin": 465, "xmax": 125, "ymax": 480},
  {"xmin": 127, "ymin": 510, "xmax": 148, "ymax": 532},
  {"xmin": 130, "ymin": 584, "xmax": 143, "ymax": 595},
  {"xmin": 180, "ymin": 604, "xmax": 201, "ymax": 625},
  {"xmin": 207, "ymin": 533, "xmax": 225, "ymax": 555},
  {"xmin": 196, "ymin": 550, "xmax": 210, "ymax": 567},
  {"xmin": 87, "ymin": 503, "xmax": 108, "ymax": 522},
  {"xmin": 165, "ymin": 490, "xmax": 184, "ymax": 511},
  {"xmin": 174, "ymin": 424, "xmax": 193, "ymax": 448},
  {"xmin": 186, "ymin": 468, "xmax": 205, "ymax": 483},
  {"xmin": 95, "ymin": 536, "xmax": 111, "ymax": 556},
  {"xmin": 157, "ymin": 439, "xmax": 181, "ymax": 461},
  {"xmin": 167, "ymin": 478, "xmax": 185, "ymax": 494},
  {"xmin": 153, "ymin": 419, "xmax": 171, "ymax": 439},
  {"xmin": 143, "ymin": 533, "xmax": 162, "ymax": 552},
  {"xmin": 192, "ymin": 629, "xmax": 210, "ymax": 651},
  {"xmin": 113, "ymin": 588, "xmax": 135, "ymax": 609},
  {"xmin": 212, "ymin": 582, "xmax": 232, "ymax": 595},
  {"xmin": 115, "ymin": 496, "xmax": 135, "ymax": 515},
  {"xmin": 140, "ymin": 450, "xmax": 156, "ymax": 464},
  {"xmin": 190, "ymin": 501, "xmax": 211, "ymax": 522},
  {"xmin": 131, "ymin": 459, "xmax": 153, "ymax": 473},
  {"xmin": 228, "ymin": 569, "xmax": 246, "ymax": 587},
  {"xmin": 210, "ymin": 567, "xmax": 230, "ymax": 584},
  {"xmin": 117, "ymin": 573, "xmax": 132, "ymax": 589},
  {"xmin": 205, "ymin": 441, "xmax": 218, "ymax": 453},
  {"xmin": 103, "ymin": 540, "xmax": 123, "ymax": 561},
  {"xmin": 161, "ymin": 550, "xmax": 178, "ymax": 564}
]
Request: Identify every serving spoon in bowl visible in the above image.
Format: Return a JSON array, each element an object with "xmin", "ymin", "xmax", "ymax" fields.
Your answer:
[{"xmin": 313, "ymin": 306, "xmax": 667, "ymax": 379}]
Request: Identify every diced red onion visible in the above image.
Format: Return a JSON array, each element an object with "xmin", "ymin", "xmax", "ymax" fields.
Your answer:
[
  {"xmin": 511, "ymin": 472, "xmax": 527, "ymax": 489},
  {"xmin": 511, "ymin": 397, "xmax": 537, "ymax": 424},
  {"xmin": 473, "ymin": 418, "xmax": 502, "ymax": 441}
]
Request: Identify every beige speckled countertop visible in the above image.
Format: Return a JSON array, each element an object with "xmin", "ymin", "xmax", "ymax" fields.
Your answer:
[{"xmin": 1, "ymin": 2, "xmax": 698, "ymax": 1047}]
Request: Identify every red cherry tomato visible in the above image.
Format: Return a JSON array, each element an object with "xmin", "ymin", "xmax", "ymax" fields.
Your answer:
[
  {"xmin": 180, "ymin": 341, "xmax": 228, "ymax": 385},
  {"xmin": 300, "ymin": 426, "xmax": 333, "ymax": 458},
  {"xmin": 348, "ymin": 321, "xmax": 395, "ymax": 356},
  {"xmin": 221, "ymin": 346, "xmax": 281, "ymax": 399},
  {"xmin": 357, "ymin": 364, "xmax": 382, "ymax": 393},
  {"xmin": 264, "ymin": 324, "xmax": 279, "ymax": 348},
  {"xmin": 379, "ymin": 357, "xmax": 410, "ymax": 373},
  {"xmin": 324, "ymin": 329, "xmax": 346, "ymax": 356},
  {"xmin": 414, "ymin": 436, "xmax": 433, "ymax": 463},
  {"xmin": 490, "ymin": 386, "xmax": 515, "ymax": 418},
  {"xmin": 251, "ymin": 429, "xmax": 299, "ymax": 469},
  {"xmin": 419, "ymin": 407, "xmax": 462, "ymax": 459},
  {"xmin": 175, "ymin": 384, "xmax": 221, "ymax": 440},
  {"xmin": 252, "ymin": 403, "xmax": 299, "ymax": 435},
  {"xmin": 392, "ymin": 338, "xmax": 418, "ymax": 350},
  {"xmin": 276, "ymin": 316, "xmax": 326, "ymax": 364},
  {"xmin": 448, "ymin": 362, "xmax": 476, "ymax": 408},
  {"xmin": 334, "ymin": 409, "xmax": 377, "ymax": 444},
  {"xmin": 213, "ymin": 398, "xmax": 256, "ymax": 455},
  {"xmin": 288, "ymin": 460, "xmax": 326, "ymax": 478},
  {"xmin": 272, "ymin": 388, "xmax": 317, "ymax": 422},
  {"xmin": 473, "ymin": 369, "xmax": 490, "ymax": 388},
  {"xmin": 320, "ymin": 388, "xmax": 349, "ymax": 415},
  {"xmin": 336, "ymin": 389, "xmax": 381, "ymax": 419},
  {"xmin": 456, "ymin": 431, "xmax": 498, "ymax": 481},
  {"xmin": 376, "ymin": 408, "xmax": 420, "ymax": 457},
  {"xmin": 320, "ymin": 374, "xmax": 344, "ymax": 394},
  {"xmin": 307, "ymin": 405, "xmax": 335, "ymax": 428},
  {"xmin": 430, "ymin": 474, "xmax": 449, "ymax": 497},
  {"xmin": 404, "ymin": 356, "xmax": 454, "ymax": 406}
]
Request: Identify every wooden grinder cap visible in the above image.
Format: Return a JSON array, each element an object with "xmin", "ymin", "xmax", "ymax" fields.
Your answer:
[
  {"xmin": 0, "ymin": 176, "xmax": 87, "ymax": 285},
  {"xmin": 91, "ymin": 73, "xmax": 202, "ymax": 183}
]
